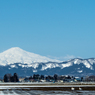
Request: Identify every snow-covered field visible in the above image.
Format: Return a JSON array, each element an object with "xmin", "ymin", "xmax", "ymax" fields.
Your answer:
[
  {"xmin": 0, "ymin": 89, "xmax": 95, "ymax": 95},
  {"xmin": 0, "ymin": 83, "xmax": 95, "ymax": 95}
]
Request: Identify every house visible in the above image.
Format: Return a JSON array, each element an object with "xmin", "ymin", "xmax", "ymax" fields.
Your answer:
[
  {"xmin": 19, "ymin": 78, "xmax": 25, "ymax": 82},
  {"xmin": 85, "ymin": 75, "xmax": 95, "ymax": 81}
]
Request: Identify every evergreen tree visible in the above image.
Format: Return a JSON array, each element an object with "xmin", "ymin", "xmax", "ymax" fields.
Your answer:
[
  {"xmin": 10, "ymin": 76, "xmax": 14, "ymax": 82},
  {"xmin": 81, "ymin": 77, "xmax": 83, "ymax": 81},
  {"xmin": 40, "ymin": 75, "xmax": 44, "ymax": 79},
  {"xmin": 13, "ymin": 73, "xmax": 19, "ymax": 82},
  {"xmin": 29, "ymin": 76, "xmax": 32, "ymax": 79},
  {"xmin": 4, "ymin": 74, "xmax": 8, "ymax": 82},
  {"xmin": 6, "ymin": 74, "xmax": 12, "ymax": 82},
  {"xmin": 54, "ymin": 74, "xmax": 58, "ymax": 81},
  {"xmin": 33, "ymin": 74, "xmax": 36, "ymax": 79}
]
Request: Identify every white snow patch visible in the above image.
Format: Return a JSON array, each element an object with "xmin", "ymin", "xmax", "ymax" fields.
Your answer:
[
  {"xmin": 83, "ymin": 60, "xmax": 93, "ymax": 70},
  {"xmin": 61, "ymin": 62, "xmax": 72, "ymax": 69},
  {"xmin": 88, "ymin": 59, "xmax": 95, "ymax": 65},
  {"xmin": 22, "ymin": 65, "xmax": 27, "ymax": 68},
  {"xmin": 33, "ymin": 70, "xmax": 37, "ymax": 72},
  {"xmin": 74, "ymin": 59, "xmax": 81, "ymax": 64},
  {"xmin": 41, "ymin": 63, "xmax": 59, "ymax": 70},
  {"xmin": 10, "ymin": 65, "xmax": 16, "ymax": 68},
  {"xmin": 77, "ymin": 70, "xmax": 83, "ymax": 73},
  {"xmin": 27, "ymin": 64, "xmax": 33, "ymax": 67},
  {"xmin": 18, "ymin": 64, "xmax": 22, "ymax": 66}
]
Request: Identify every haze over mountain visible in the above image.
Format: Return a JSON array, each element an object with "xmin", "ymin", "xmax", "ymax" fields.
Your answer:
[{"xmin": 0, "ymin": 47, "xmax": 95, "ymax": 77}]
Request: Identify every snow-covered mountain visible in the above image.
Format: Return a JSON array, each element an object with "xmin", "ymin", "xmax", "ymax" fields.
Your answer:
[
  {"xmin": 0, "ymin": 47, "xmax": 60, "ymax": 66},
  {"xmin": 0, "ymin": 47, "xmax": 95, "ymax": 77}
]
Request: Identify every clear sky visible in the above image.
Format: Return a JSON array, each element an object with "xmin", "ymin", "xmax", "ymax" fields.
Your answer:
[{"xmin": 0, "ymin": 0, "xmax": 95, "ymax": 61}]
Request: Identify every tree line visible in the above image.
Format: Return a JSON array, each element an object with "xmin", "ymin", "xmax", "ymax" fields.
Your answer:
[
  {"xmin": 25, "ymin": 74, "xmax": 61, "ymax": 81},
  {"xmin": 4, "ymin": 73, "xmax": 19, "ymax": 82}
]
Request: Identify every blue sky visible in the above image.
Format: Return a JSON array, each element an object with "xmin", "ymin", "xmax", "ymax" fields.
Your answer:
[{"xmin": 0, "ymin": 0, "xmax": 95, "ymax": 60}]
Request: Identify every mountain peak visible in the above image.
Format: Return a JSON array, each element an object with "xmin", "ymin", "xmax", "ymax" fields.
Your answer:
[
  {"xmin": 10, "ymin": 47, "xmax": 21, "ymax": 49},
  {"xmin": 0, "ymin": 47, "xmax": 60, "ymax": 66},
  {"xmin": 5, "ymin": 47, "xmax": 24, "ymax": 52}
]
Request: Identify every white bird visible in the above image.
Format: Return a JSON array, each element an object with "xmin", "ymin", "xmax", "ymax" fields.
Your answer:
[
  {"xmin": 71, "ymin": 87, "xmax": 75, "ymax": 90},
  {"xmin": 79, "ymin": 87, "xmax": 82, "ymax": 90}
]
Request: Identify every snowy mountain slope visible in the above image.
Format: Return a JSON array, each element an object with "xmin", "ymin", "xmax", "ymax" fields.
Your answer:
[
  {"xmin": 0, "ymin": 47, "xmax": 60, "ymax": 66},
  {"xmin": 0, "ymin": 58, "xmax": 95, "ymax": 77},
  {"xmin": 39, "ymin": 58, "xmax": 95, "ymax": 71}
]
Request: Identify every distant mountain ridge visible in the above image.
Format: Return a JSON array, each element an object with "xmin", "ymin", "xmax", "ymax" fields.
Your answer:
[{"xmin": 0, "ymin": 47, "xmax": 95, "ymax": 77}]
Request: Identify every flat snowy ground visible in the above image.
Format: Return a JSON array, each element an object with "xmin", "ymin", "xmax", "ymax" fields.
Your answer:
[
  {"xmin": 0, "ymin": 85, "xmax": 95, "ymax": 88},
  {"xmin": 0, "ymin": 90, "xmax": 95, "ymax": 95},
  {"xmin": 0, "ymin": 83, "xmax": 95, "ymax": 94}
]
